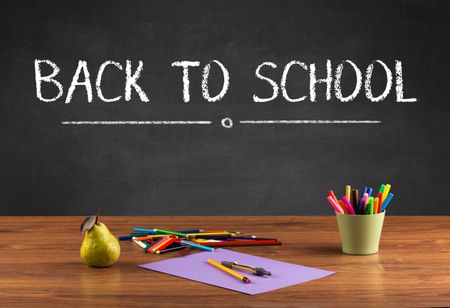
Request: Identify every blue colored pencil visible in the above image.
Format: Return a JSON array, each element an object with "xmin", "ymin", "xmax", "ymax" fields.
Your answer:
[
  {"xmin": 179, "ymin": 240, "xmax": 214, "ymax": 252},
  {"xmin": 133, "ymin": 228, "xmax": 157, "ymax": 234}
]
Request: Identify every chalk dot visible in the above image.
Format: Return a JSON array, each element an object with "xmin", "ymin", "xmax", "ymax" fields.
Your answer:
[{"xmin": 221, "ymin": 117, "xmax": 233, "ymax": 128}]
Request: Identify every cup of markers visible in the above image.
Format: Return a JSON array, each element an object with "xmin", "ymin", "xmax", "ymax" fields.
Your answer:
[{"xmin": 327, "ymin": 184, "xmax": 394, "ymax": 255}]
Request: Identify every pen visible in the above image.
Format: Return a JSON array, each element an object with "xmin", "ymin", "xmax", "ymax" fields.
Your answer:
[{"xmin": 207, "ymin": 259, "xmax": 251, "ymax": 284}]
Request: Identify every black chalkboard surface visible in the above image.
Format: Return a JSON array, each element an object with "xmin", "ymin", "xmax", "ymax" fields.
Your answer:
[{"xmin": 1, "ymin": 0, "xmax": 449, "ymax": 215}]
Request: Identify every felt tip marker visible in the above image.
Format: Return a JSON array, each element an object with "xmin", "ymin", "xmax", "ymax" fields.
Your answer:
[
  {"xmin": 326, "ymin": 196, "xmax": 344, "ymax": 214},
  {"xmin": 342, "ymin": 196, "xmax": 356, "ymax": 215},
  {"xmin": 328, "ymin": 190, "xmax": 339, "ymax": 203},
  {"xmin": 382, "ymin": 192, "xmax": 394, "ymax": 212}
]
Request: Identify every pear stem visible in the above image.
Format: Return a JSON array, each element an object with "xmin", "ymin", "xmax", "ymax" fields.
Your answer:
[{"xmin": 95, "ymin": 208, "xmax": 102, "ymax": 225}]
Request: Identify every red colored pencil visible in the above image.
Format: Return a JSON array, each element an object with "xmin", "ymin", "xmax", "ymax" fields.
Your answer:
[{"xmin": 192, "ymin": 239, "xmax": 281, "ymax": 247}]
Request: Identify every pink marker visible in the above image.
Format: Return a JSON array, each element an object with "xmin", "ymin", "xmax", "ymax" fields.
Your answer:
[
  {"xmin": 342, "ymin": 196, "xmax": 356, "ymax": 215},
  {"xmin": 326, "ymin": 196, "xmax": 344, "ymax": 214},
  {"xmin": 363, "ymin": 193, "xmax": 369, "ymax": 206}
]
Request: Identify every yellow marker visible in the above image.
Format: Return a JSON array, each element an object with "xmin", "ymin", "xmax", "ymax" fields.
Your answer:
[
  {"xmin": 374, "ymin": 197, "xmax": 379, "ymax": 214},
  {"xmin": 207, "ymin": 259, "xmax": 251, "ymax": 284},
  {"xmin": 345, "ymin": 185, "xmax": 351, "ymax": 201},
  {"xmin": 382, "ymin": 184, "xmax": 391, "ymax": 204}
]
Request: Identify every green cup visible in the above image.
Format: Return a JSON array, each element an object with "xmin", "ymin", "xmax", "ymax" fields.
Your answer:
[{"xmin": 336, "ymin": 211, "xmax": 385, "ymax": 255}]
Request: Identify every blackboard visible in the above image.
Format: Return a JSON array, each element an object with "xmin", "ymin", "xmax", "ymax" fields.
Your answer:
[{"xmin": 1, "ymin": 0, "xmax": 449, "ymax": 215}]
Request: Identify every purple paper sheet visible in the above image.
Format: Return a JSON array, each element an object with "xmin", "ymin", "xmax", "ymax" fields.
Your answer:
[{"xmin": 139, "ymin": 248, "xmax": 334, "ymax": 295}]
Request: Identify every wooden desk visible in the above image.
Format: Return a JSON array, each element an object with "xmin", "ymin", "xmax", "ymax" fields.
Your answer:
[{"xmin": 0, "ymin": 216, "xmax": 449, "ymax": 307}]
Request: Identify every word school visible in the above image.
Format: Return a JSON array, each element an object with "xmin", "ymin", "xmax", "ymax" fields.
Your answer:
[{"xmin": 34, "ymin": 59, "xmax": 417, "ymax": 104}]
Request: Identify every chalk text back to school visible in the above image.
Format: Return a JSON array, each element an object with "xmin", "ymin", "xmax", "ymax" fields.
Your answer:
[{"xmin": 34, "ymin": 59, "xmax": 417, "ymax": 104}]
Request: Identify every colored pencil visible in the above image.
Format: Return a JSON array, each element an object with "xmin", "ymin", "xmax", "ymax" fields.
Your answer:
[
  {"xmin": 155, "ymin": 245, "xmax": 187, "ymax": 254},
  {"xmin": 154, "ymin": 228, "xmax": 188, "ymax": 237},
  {"xmin": 132, "ymin": 239, "xmax": 147, "ymax": 249},
  {"xmin": 146, "ymin": 236, "xmax": 169, "ymax": 253},
  {"xmin": 133, "ymin": 228, "xmax": 157, "ymax": 234},
  {"xmin": 192, "ymin": 239, "xmax": 282, "ymax": 247},
  {"xmin": 187, "ymin": 232, "xmax": 236, "ymax": 238},
  {"xmin": 149, "ymin": 236, "xmax": 178, "ymax": 253},
  {"xmin": 132, "ymin": 234, "xmax": 173, "ymax": 241},
  {"xmin": 179, "ymin": 240, "xmax": 215, "ymax": 252}
]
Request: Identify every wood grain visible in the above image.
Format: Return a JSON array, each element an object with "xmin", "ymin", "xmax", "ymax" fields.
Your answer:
[{"xmin": 0, "ymin": 216, "xmax": 449, "ymax": 307}]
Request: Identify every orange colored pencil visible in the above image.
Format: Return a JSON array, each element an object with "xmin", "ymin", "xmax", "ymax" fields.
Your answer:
[{"xmin": 377, "ymin": 192, "xmax": 383, "ymax": 213}]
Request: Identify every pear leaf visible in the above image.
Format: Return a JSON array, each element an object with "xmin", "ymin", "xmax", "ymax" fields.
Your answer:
[{"xmin": 80, "ymin": 215, "xmax": 97, "ymax": 233}]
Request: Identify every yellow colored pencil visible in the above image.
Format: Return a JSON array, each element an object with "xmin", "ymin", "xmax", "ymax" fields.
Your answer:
[
  {"xmin": 207, "ymin": 259, "xmax": 251, "ymax": 284},
  {"xmin": 187, "ymin": 232, "xmax": 234, "ymax": 238}
]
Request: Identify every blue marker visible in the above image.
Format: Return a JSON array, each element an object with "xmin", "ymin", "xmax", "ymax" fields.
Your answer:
[
  {"xmin": 366, "ymin": 187, "xmax": 373, "ymax": 197},
  {"xmin": 358, "ymin": 197, "xmax": 366, "ymax": 214},
  {"xmin": 133, "ymin": 228, "xmax": 157, "ymax": 234},
  {"xmin": 179, "ymin": 240, "xmax": 215, "ymax": 252},
  {"xmin": 361, "ymin": 186, "xmax": 367, "ymax": 196},
  {"xmin": 382, "ymin": 193, "xmax": 394, "ymax": 212}
]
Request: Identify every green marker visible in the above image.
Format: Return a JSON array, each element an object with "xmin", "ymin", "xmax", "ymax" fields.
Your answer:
[
  {"xmin": 379, "ymin": 184, "xmax": 386, "ymax": 195},
  {"xmin": 154, "ymin": 228, "xmax": 187, "ymax": 237},
  {"xmin": 365, "ymin": 197, "xmax": 374, "ymax": 215}
]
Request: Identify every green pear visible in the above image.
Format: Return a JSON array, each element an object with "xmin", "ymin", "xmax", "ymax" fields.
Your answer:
[{"xmin": 80, "ymin": 218, "xmax": 120, "ymax": 267}]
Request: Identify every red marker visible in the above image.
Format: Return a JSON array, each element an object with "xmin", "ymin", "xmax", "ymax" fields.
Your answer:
[
  {"xmin": 338, "ymin": 200, "xmax": 349, "ymax": 214},
  {"xmin": 328, "ymin": 190, "xmax": 339, "ymax": 203}
]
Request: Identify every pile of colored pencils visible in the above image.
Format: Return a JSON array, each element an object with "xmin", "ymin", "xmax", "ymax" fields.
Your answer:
[{"xmin": 119, "ymin": 228, "xmax": 281, "ymax": 255}]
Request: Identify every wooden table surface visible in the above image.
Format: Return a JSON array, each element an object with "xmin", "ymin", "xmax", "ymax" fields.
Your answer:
[{"xmin": 0, "ymin": 216, "xmax": 449, "ymax": 307}]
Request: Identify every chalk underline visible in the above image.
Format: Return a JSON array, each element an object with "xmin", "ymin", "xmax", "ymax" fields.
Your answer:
[
  {"xmin": 61, "ymin": 120, "xmax": 381, "ymax": 125},
  {"xmin": 61, "ymin": 121, "xmax": 212, "ymax": 125},
  {"xmin": 239, "ymin": 120, "xmax": 381, "ymax": 124}
]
